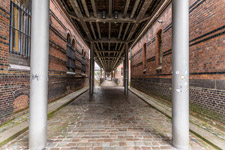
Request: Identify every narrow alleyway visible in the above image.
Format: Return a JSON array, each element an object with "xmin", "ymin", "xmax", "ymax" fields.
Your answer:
[
  {"xmin": 4, "ymin": 84, "xmax": 213, "ymax": 149},
  {"xmin": 101, "ymin": 80, "xmax": 117, "ymax": 87}
]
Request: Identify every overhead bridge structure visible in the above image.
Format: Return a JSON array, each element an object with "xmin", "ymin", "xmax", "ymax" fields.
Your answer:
[{"xmin": 29, "ymin": 0, "xmax": 190, "ymax": 150}]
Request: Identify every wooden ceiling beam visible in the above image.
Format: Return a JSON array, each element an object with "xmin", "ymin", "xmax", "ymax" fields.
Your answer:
[
  {"xmin": 122, "ymin": 23, "xmax": 130, "ymax": 40},
  {"xmin": 112, "ymin": 44, "xmax": 125, "ymax": 69},
  {"xmin": 109, "ymin": 22, "xmax": 111, "ymax": 40},
  {"xmin": 91, "ymin": 0, "xmax": 97, "ymax": 18},
  {"xmin": 123, "ymin": 0, "xmax": 130, "ymax": 18},
  {"xmin": 94, "ymin": 44, "xmax": 105, "ymax": 69},
  {"xmin": 97, "ymin": 50, "xmax": 120, "ymax": 53},
  {"xmin": 69, "ymin": 0, "xmax": 92, "ymax": 40},
  {"xmin": 109, "ymin": 0, "xmax": 112, "ymax": 18},
  {"xmin": 127, "ymin": 0, "xmax": 153, "ymax": 41},
  {"xmin": 81, "ymin": 0, "xmax": 90, "ymax": 17},
  {"xmin": 130, "ymin": 0, "xmax": 140, "ymax": 19},
  {"xmin": 90, "ymin": 22, "xmax": 97, "ymax": 39},
  {"xmin": 101, "ymin": 42, "xmax": 104, "ymax": 50},
  {"xmin": 96, "ymin": 23, "xmax": 101, "ymax": 39},
  {"xmin": 118, "ymin": 23, "xmax": 123, "ymax": 39}
]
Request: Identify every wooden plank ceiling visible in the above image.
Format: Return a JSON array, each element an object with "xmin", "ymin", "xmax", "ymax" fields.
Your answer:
[{"xmin": 58, "ymin": 0, "xmax": 163, "ymax": 72}]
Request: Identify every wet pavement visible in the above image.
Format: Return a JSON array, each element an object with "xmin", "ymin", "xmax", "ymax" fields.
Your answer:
[{"xmin": 3, "ymin": 85, "xmax": 214, "ymax": 149}]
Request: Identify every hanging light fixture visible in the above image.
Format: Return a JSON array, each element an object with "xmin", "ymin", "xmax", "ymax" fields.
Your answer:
[
  {"xmin": 102, "ymin": 11, "xmax": 106, "ymax": 19},
  {"xmin": 114, "ymin": 11, "xmax": 118, "ymax": 19}
]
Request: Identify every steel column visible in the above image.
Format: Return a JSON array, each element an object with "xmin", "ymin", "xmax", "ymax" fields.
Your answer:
[
  {"xmin": 100, "ymin": 68, "xmax": 102, "ymax": 78},
  {"xmin": 104, "ymin": 70, "xmax": 106, "ymax": 79},
  {"xmin": 29, "ymin": 0, "xmax": 50, "ymax": 149},
  {"xmin": 124, "ymin": 43, "xmax": 129, "ymax": 95},
  {"xmin": 172, "ymin": 0, "xmax": 189, "ymax": 149},
  {"xmin": 111, "ymin": 72, "xmax": 113, "ymax": 80},
  {"xmin": 89, "ymin": 42, "xmax": 94, "ymax": 95},
  {"xmin": 129, "ymin": 48, "xmax": 132, "ymax": 87}
]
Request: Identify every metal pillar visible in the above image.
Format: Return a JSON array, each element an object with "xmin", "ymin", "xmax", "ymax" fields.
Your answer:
[
  {"xmin": 111, "ymin": 72, "xmax": 113, "ymax": 80},
  {"xmin": 172, "ymin": 0, "xmax": 189, "ymax": 149},
  {"xmin": 124, "ymin": 43, "xmax": 128, "ymax": 95},
  {"xmin": 100, "ymin": 68, "xmax": 102, "ymax": 78},
  {"xmin": 89, "ymin": 43, "xmax": 94, "ymax": 95},
  {"xmin": 129, "ymin": 48, "xmax": 132, "ymax": 87},
  {"xmin": 29, "ymin": 0, "xmax": 49, "ymax": 149},
  {"xmin": 104, "ymin": 71, "xmax": 106, "ymax": 79}
]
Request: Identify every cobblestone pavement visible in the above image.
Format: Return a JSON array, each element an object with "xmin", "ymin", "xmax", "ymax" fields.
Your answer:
[
  {"xmin": 101, "ymin": 80, "xmax": 117, "ymax": 87},
  {"xmin": 3, "ymin": 86, "xmax": 214, "ymax": 150}
]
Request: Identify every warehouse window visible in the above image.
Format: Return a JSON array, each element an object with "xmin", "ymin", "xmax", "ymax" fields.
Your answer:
[
  {"xmin": 81, "ymin": 51, "xmax": 86, "ymax": 74},
  {"xmin": 66, "ymin": 34, "xmax": 76, "ymax": 72},
  {"xmin": 143, "ymin": 43, "xmax": 147, "ymax": 73},
  {"xmin": 156, "ymin": 30, "xmax": 162, "ymax": 71},
  {"xmin": 9, "ymin": 0, "xmax": 31, "ymax": 66}
]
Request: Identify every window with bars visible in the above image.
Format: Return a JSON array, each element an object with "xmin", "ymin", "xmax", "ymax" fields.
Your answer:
[
  {"xmin": 143, "ymin": 43, "xmax": 147, "ymax": 73},
  {"xmin": 81, "ymin": 51, "xmax": 86, "ymax": 74},
  {"xmin": 66, "ymin": 35, "xmax": 76, "ymax": 72},
  {"xmin": 9, "ymin": 0, "xmax": 31, "ymax": 65}
]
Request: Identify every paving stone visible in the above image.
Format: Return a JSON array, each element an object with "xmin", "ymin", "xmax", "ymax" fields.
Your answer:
[{"xmin": 3, "ymin": 85, "xmax": 214, "ymax": 149}]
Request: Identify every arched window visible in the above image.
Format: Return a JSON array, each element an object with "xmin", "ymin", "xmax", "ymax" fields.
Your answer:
[
  {"xmin": 156, "ymin": 29, "xmax": 162, "ymax": 71},
  {"xmin": 66, "ymin": 34, "xmax": 75, "ymax": 72}
]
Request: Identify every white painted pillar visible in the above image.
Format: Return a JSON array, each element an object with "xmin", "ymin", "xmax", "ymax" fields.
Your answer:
[
  {"xmin": 29, "ymin": 0, "xmax": 50, "ymax": 149},
  {"xmin": 172, "ymin": 0, "xmax": 189, "ymax": 149}
]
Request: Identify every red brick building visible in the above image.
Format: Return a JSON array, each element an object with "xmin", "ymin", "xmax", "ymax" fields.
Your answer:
[
  {"xmin": 130, "ymin": 0, "xmax": 225, "ymax": 123},
  {"xmin": 0, "ymin": 0, "xmax": 89, "ymax": 125}
]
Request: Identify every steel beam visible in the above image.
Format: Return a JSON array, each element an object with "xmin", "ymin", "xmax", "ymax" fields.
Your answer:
[
  {"xmin": 82, "ymin": 13, "xmax": 136, "ymax": 23},
  {"xmin": 172, "ymin": 0, "xmax": 189, "ymax": 149},
  {"xmin": 29, "ymin": 0, "xmax": 49, "ymax": 149},
  {"xmin": 94, "ymin": 38, "xmax": 126, "ymax": 43}
]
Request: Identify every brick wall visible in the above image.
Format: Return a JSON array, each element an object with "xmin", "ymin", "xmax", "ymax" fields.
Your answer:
[
  {"xmin": 0, "ymin": 0, "xmax": 89, "ymax": 125},
  {"xmin": 130, "ymin": 0, "xmax": 225, "ymax": 123}
]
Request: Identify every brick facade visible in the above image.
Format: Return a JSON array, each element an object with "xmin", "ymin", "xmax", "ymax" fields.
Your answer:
[
  {"xmin": 0, "ymin": 0, "xmax": 89, "ymax": 125},
  {"xmin": 130, "ymin": 0, "xmax": 225, "ymax": 123}
]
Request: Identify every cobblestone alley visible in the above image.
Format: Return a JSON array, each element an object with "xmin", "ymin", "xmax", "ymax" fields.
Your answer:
[{"xmin": 3, "ymin": 83, "xmax": 213, "ymax": 150}]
